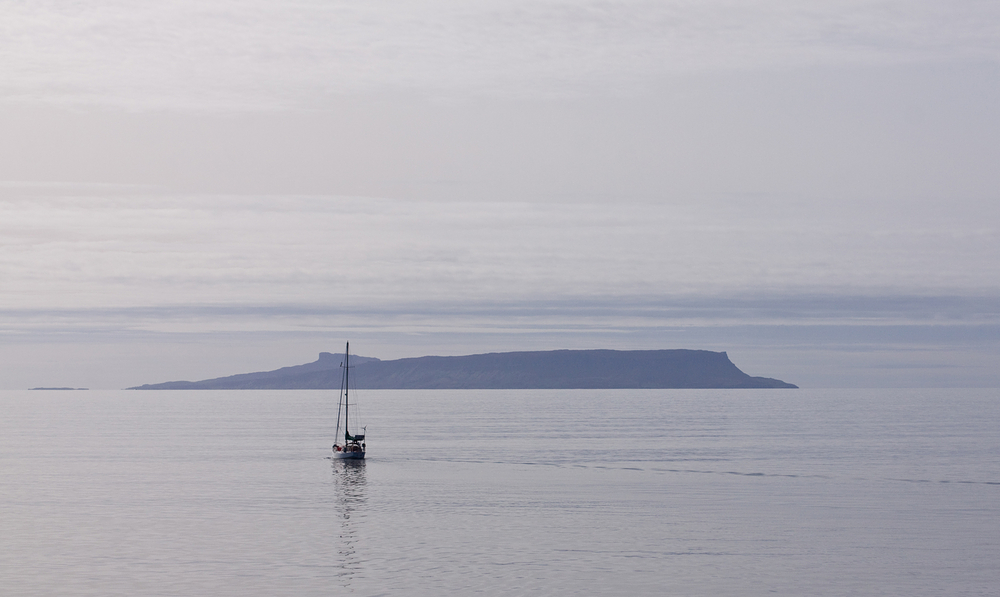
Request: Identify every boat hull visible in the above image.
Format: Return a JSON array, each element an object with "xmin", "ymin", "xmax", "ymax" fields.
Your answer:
[{"xmin": 333, "ymin": 449, "xmax": 365, "ymax": 460}]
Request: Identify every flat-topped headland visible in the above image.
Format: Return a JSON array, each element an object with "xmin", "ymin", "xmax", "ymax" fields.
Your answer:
[{"xmin": 129, "ymin": 349, "xmax": 797, "ymax": 390}]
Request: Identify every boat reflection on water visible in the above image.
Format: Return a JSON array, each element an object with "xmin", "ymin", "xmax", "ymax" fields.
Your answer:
[{"xmin": 331, "ymin": 459, "xmax": 367, "ymax": 586}]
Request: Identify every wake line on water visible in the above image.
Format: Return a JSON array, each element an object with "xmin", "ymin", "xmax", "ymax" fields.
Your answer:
[
  {"xmin": 650, "ymin": 467, "xmax": 829, "ymax": 479},
  {"xmin": 890, "ymin": 478, "xmax": 1000, "ymax": 486},
  {"xmin": 650, "ymin": 467, "xmax": 1000, "ymax": 486},
  {"xmin": 555, "ymin": 548, "xmax": 735, "ymax": 557},
  {"xmin": 360, "ymin": 456, "xmax": 1000, "ymax": 486}
]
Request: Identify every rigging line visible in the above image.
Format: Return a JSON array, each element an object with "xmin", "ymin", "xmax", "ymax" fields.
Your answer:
[
  {"xmin": 334, "ymin": 347, "xmax": 346, "ymax": 444},
  {"xmin": 345, "ymin": 342, "xmax": 349, "ymax": 437},
  {"xmin": 345, "ymin": 345, "xmax": 363, "ymax": 434}
]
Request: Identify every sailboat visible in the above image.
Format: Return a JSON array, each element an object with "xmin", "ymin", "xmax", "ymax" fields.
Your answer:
[{"xmin": 332, "ymin": 342, "xmax": 366, "ymax": 460}]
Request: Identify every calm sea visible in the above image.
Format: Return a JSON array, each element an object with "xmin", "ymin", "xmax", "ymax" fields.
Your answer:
[{"xmin": 1, "ymin": 388, "xmax": 998, "ymax": 596}]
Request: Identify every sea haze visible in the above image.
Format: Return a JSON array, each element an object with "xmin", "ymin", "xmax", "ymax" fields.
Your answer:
[{"xmin": 2, "ymin": 388, "xmax": 997, "ymax": 596}]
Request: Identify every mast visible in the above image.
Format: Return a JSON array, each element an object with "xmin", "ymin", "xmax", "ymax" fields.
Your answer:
[{"xmin": 344, "ymin": 342, "xmax": 350, "ymax": 440}]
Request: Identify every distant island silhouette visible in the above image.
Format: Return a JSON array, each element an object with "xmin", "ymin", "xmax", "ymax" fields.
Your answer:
[
  {"xmin": 129, "ymin": 349, "xmax": 797, "ymax": 389},
  {"xmin": 29, "ymin": 387, "xmax": 89, "ymax": 391}
]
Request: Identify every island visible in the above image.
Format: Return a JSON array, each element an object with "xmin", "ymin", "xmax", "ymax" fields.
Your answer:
[
  {"xmin": 29, "ymin": 387, "xmax": 89, "ymax": 390},
  {"xmin": 128, "ymin": 349, "xmax": 797, "ymax": 389}
]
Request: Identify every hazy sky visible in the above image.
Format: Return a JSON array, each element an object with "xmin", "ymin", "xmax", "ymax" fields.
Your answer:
[{"xmin": 2, "ymin": 1, "xmax": 998, "ymax": 388}]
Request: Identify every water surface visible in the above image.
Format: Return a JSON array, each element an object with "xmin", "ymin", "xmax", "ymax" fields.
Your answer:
[{"xmin": 1, "ymin": 389, "xmax": 997, "ymax": 596}]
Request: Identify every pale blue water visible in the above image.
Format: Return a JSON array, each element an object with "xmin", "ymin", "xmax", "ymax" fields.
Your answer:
[{"xmin": 1, "ymin": 389, "xmax": 998, "ymax": 596}]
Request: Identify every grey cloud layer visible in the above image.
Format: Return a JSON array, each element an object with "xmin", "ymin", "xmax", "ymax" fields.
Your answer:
[
  {"xmin": 3, "ymin": 1, "xmax": 999, "ymax": 108},
  {"xmin": 2, "ymin": 193, "xmax": 996, "ymax": 316}
]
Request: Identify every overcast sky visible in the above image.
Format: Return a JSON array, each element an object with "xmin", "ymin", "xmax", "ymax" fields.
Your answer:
[{"xmin": 1, "ymin": 1, "xmax": 998, "ymax": 388}]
